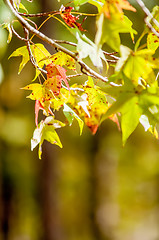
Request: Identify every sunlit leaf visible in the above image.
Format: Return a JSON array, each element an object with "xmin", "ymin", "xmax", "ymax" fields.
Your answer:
[
  {"xmin": 95, "ymin": 11, "xmax": 137, "ymax": 51},
  {"xmin": 45, "ymin": 63, "xmax": 70, "ymax": 93},
  {"xmin": 76, "ymin": 32, "xmax": 106, "ymax": 70},
  {"xmin": 146, "ymin": 6, "xmax": 159, "ymax": 51},
  {"xmin": 19, "ymin": 3, "xmax": 28, "ymax": 13},
  {"xmin": 9, "ymin": 43, "xmax": 51, "ymax": 80},
  {"xmin": 82, "ymin": 77, "xmax": 108, "ymax": 133},
  {"xmin": 115, "ymin": 46, "xmax": 157, "ymax": 85},
  {"xmin": 60, "ymin": 5, "xmax": 86, "ymax": 31},
  {"xmin": 121, "ymin": 96, "xmax": 143, "ymax": 145},
  {"xmin": 40, "ymin": 51, "xmax": 76, "ymax": 70},
  {"xmin": 22, "ymin": 83, "xmax": 53, "ymax": 120},
  {"xmin": 31, "ymin": 116, "xmax": 64, "ymax": 159},
  {"xmin": 63, "ymin": 103, "xmax": 84, "ymax": 135}
]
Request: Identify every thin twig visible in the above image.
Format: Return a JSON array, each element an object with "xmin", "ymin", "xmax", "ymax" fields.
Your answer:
[
  {"xmin": 136, "ymin": 0, "xmax": 159, "ymax": 37},
  {"xmin": 19, "ymin": 11, "xmax": 58, "ymax": 18},
  {"xmin": 11, "ymin": 24, "xmax": 28, "ymax": 41},
  {"xmin": 62, "ymin": 83, "xmax": 84, "ymax": 92},
  {"xmin": 67, "ymin": 73, "xmax": 83, "ymax": 78},
  {"xmin": 54, "ymin": 40, "xmax": 119, "ymax": 60},
  {"xmin": 5, "ymin": 0, "xmax": 120, "ymax": 87},
  {"xmin": 23, "ymin": 26, "xmax": 47, "ymax": 74}
]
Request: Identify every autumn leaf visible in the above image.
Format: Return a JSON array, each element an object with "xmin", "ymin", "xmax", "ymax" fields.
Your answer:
[
  {"xmin": 40, "ymin": 51, "xmax": 76, "ymax": 70},
  {"xmin": 76, "ymin": 33, "xmax": 106, "ymax": 70},
  {"xmin": 95, "ymin": 12, "xmax": 137, "ymax": 51},
  {"xmin": 102, "ymin": 0, "xmax": 136, "ymax": 19},
  {"xmin": 146, "ymin": 6, "xmax": 159, "ymax": 51},
  {"xmin": 45, "ymin": 63, "xmax": 70, "ymax": 94},
  {"xmin": 35, "ymin": 100, "xmax": 53, "ymax": 127},
  {"xmin": 31, "ymin": 116, "xmax": 65, "ymax": 159},
  {"xmin": 2, "ymin": 22, "xmax": 12, "ymax": 43},
  {"xmin": 9, "ymin": 43, "xmax": 51, "ymax": 80},
  {"xmin": 114, "ymin": 45, "xmax": 158, "ymax": 85},
  {"xmin": 60, "ymin": 5, "xmax": 86, "ymax": 31},
  {"xmin": 22, "ymin": 83, "xmax": 53, "ymax": 125},
  {"xmin": 82, "ymin": 77, "xmax": 108, "ymax": 134},
  {"xmin": 63, "ymin": 103, "xmax": 84, "ymax": 135}
]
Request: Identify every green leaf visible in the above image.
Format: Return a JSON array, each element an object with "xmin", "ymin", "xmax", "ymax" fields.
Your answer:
[
  {"xmin": 102, "ymin": 92, "xmax": 134, "ymax": 121},
  {"xmin": 115, "ymin": 46, "xmax": 157, "ymax": 85},
  {"xmin": 31, "ymin": 116, "xmax": 64, "ymax": 159},
  {"xmin": 95, "ymin": 12, "xmax": 137, "ymax": 51},
  {"xmin": 63, "ymin": 103, "xmax": 84, "ymax": 135},
  {"xmin": 121, "ymin": 96, "xmax": 143, "ymax": 145}
]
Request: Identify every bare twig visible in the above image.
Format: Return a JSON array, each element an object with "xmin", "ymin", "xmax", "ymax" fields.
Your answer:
[
  {"xmin": 4, "ymin": 0, "xmax": 121, "ymax": 87},
  {"xmin": 54, "ymin": 40, "xmax": 119, "ymax": 60},
  {"xmin": 23, "ymin": 26, "xmax": 47, "ymax": 74},
  {"xmin": 19, "ymin": 11, "xmax": 58, "ymax": 18},
  {"xmin": 62, "ymin": 83, "xmax": 84, "ymax": 92},
  {"xmin": 67, "ymin": 73, "xmax": 83, "ymax": 78},
  {"xmin": 11, "ymin": 24, "xmax": 28, "ymax": 41},
  {"xmin": 135, "ymin": 0, "xmax": 159, "ymax": 37}
]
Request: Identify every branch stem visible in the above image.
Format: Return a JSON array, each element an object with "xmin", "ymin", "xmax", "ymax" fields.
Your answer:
[{"xmin": 5, "ymin": 0, "xmax": 110, "ymax": 84}]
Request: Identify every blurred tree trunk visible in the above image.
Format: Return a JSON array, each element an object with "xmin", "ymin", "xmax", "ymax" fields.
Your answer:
[
  {"xmin": 41, "ymin": 142, "xmax": 63, "ymax": 240},
  {"xmin": 39, "ymin": 1, "xmax": 62, "ymax": 240},
  {"xmin": 0, "ymin": 144, "xmax": 14, "ymax": 240}
]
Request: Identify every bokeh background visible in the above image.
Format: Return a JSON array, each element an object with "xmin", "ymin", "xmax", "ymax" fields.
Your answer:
[{"xmin": 1, "ymin": 0, "xmax": 159, "ymax": 240}]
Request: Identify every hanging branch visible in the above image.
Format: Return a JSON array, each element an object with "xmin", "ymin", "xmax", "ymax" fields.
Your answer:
[
  {"xmin": 23, "ymin": 26, "xmax": 47, "ymax": 74},
  {"xmin": 5, "ymin": 0, "xmax": 112, "ymax": 84},
  {"xmin": 135, "ymin": 0, "xmax": 159, "ymax": 37}
]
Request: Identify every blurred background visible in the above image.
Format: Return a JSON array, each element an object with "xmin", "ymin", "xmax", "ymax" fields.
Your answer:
[{"xmin": 1, "ymin": 0, "xmax": 159, "ymax": 240}]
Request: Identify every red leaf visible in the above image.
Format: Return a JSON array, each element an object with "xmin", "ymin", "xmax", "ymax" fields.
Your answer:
[
  {"xmin": 87, "ymin": 123, "xmax": 99, "ymax": 135},
  {"xmin": 60, "ymin": 6, "xmax": 86, "ymax": 31},
  {"xmin": 45, "ymin": 76, "xmax": 62, "ymax": 96},
  {"xmin": 35, "ymin": 100, "xmax": 43, "ymax": 127},
  {"xmin": 45, "ymin": 63, "xmax": 70, "ymax": 95},
  {"xmin": 35, "ymin": 100, "xmax": 53, "ymax": 127}
]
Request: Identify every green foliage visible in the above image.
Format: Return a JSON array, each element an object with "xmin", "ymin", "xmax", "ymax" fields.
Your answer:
[{"xmin": 2, "ymin": 0, "xmax": 159, "ymax": 158}]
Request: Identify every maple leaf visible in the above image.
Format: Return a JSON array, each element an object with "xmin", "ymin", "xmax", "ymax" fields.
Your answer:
[
  {"xmin": 31, "ymin": 116, "xmax": 65, "ymax": 159},
  {"xmin": 76, "ymin": 33, "xmax": 106, "ymax": 70},
  {"xmin": 115, "ymin": 45, "xmax": 159, "ymax": 85},
  {"xmin": 45, "ymin": 63, "xmax": 70, "ymax": 95},
  {"xmin": 22, "ymin": 83, "xmax": 53, "ymax": 125},
  {"xmin": 95, "ymin": 11, "xmax": 136, "ymax": 51},
  {"xmin": 9, "ymin": 44, "xmax": 51, "ymax": 80},
  {"xmin": 60, "ymin": 5, "xmax": 86, "ymax": 31},
  {"xmin": 146, "ymin": 6, "xmax": 159, "ymax": 51},
  {"xmin": 35, "ymin": 100, "xmax": 53, "ymax": 127},
  {"xmin": 63, "ymin": 103, "xmax": 84, "ymax": 135},
  {"xmin": 40, "ymin": 51, "xmax": 76, "ymax": 71},
  {"xmin": 82, "ymin": 77, "xmax": 108, "ymax": 134},
  {"xmin": 102, "ymin": 0, "xmax": 136, "ymax": 19}
]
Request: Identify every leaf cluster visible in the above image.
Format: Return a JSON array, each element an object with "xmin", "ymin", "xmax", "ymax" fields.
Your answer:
[{"xmin": 2, "ymin": 0, "xmax": 159, "ymax": 158}]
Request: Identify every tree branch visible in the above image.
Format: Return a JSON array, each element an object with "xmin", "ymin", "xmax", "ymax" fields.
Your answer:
[
  {"xmin": 5, "ymin": 0, "xmax": 112, "ymax": 84},
  {"xmin": 135, "ymin": 0, "xmax": 159, "ymax": 38}
]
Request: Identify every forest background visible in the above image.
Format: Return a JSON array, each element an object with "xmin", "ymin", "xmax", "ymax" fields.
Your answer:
[{"xmin": 1, "ymin": 0, "xmax": 159, "ymax": 240}]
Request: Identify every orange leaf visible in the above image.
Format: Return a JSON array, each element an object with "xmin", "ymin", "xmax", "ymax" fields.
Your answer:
[
  {"xmin": 102, "ymin": 0, "xmax": 136, "ymax": 19},
  {"xmin": 44, "ymin": 76, "xmax": 62, "ymax": 96},
  {"xmin": 45, "ymin": 63, "xmax": 70, "ymax": 94},
  {"xmin": 60, "ymin": 6, "xmax": 86, "ymax": 31}
]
